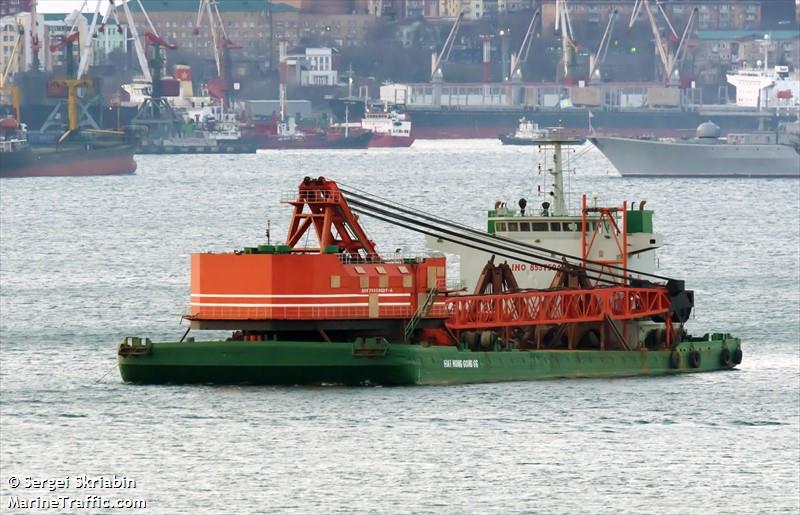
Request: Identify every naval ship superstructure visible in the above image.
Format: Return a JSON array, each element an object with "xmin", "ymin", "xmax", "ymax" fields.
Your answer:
[{"xmin": 590, "ymin": 120, "xmax": 800, "ymax": 177}]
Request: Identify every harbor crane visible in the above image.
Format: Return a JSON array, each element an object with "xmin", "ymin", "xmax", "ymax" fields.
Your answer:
[
  {"xmin": 0, "ymin": 24, "xmax": 23, "ymax": 120},
  {"xmin": 430, "ymin": 10, "xmax": 464, "ymax": 81},
  {"xmin": 588, "ymin": 8, "xmax": 618, "ymax": 82},
  {"xmin": 195, "ymin": 0, "xmax": 242, "ymax": 109},
  {"xmin": 509, "ymin": 9, "xmax": 540, "ymax": 81},
  {"xmin": 40, "ymin": 6, "xmax": 102, "ymax": 135},
  {"xmin": 49, "ymin": 31, "xmax": 81, "ymax": 79},
  {"xmin": 629, "ymin": 0, "xmax": 697, "ymax": 83},
  {"xmin": 28, "ymin": 0, "xmax": 41, "ymax": 70},
  {"xmin": 98, "ymin": 0, "xmax": 180, "ymax": 135},
  {"xmin": 554, "ymin": 0, "xmax": 578, "ymax": 81}
]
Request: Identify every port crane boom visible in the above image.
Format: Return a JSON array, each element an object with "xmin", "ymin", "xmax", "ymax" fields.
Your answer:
[
  {"xmin": 588, "ymin": 8, "xmax": 617, "ymax": 81},
  {"xmin": 670, "ymin": 7, "xmax": 697, "ymax": 79},
  {"xmin": 100, "ymin": 0, "xmax": 180, "ymax": 135},
  {"xmin": 431, "ymin": 11, "xmax": 464, "ymax": 81},
  {"xmin": 510, "ymin": 9, "xmax": 540, "ymax": 80},
  {"xmin": 196, "ymin": 0, "xmax": 241, "ymax": 78},
  {"xmin": 554, "ymin": 0, "xmax": 578, "ymax": 79},
  {"xmin": 102, "ymin": 0, "xmax": 177, "ymax": 84},
  {"xmin": 630, "ymin": 0, "xmax": 697, "ymax": 82},
  {"xmin": 0, "ymin": 30, "xmax": 21, "ymax": 119},
  {"xmin": 196, "ymin": 0, "xmax": 242, "ymax": 108},
  {"xmin": 0, "ymin": 27, "xmax": 25, "ymax": 122},
  {"xmin": 76, "ymin": 0, "xmax": 104, "ymax": 80}
]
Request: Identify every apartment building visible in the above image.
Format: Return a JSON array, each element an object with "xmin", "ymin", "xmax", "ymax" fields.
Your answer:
[
  {"xmin": 696, "ymin": 29, "xmax": 800, "ymax": 69},
  {"xmin": 271, "ymin": 12, "xmax": 375, "ymax": 48},
  {"xmin": 129, "ymin": 0, "xmax": 281, "ymax": 62},
  {"xmin": 537, "ymin": 1, "xmax": 767, "ymax": 31},
  {"xmin": 0, "ymin": 16, "xmax": 23, "ymax": 77},
  {"xmin": 282, "ymin": 46, "xmax": 339, "ymax": 85},
  {"xmin": 0, "ymin": 11, "xmax": 45, "ymax": 75}
]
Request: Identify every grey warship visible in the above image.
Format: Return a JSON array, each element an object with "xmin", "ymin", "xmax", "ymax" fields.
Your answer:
[{"xmin": 590, "ymin": 121, "xmax": 799, "ymax": 177}]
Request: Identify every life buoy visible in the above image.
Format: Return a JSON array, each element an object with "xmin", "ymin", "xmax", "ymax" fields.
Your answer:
[
  {"xmin": 669, "ymin": 350, "xmax": 681, "ymax": 369},
  {"xmin": 732, "ymin": 347, "xmax": 743, "ymax": 365},
  {"xmin": 689, "ymin": 350, "xmax": 701, "ymax": 368},
  {"xmin": 720, "ymin": 347, "xmax": 733, "ymax": 368}
]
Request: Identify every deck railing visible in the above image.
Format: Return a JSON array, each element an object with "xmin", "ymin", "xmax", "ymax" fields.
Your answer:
[{"xmin": 186, "ymin": 302, "xmax": 451, "ymax": 321}]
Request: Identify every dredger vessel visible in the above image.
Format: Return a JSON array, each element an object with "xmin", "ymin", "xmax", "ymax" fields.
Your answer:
[{"xmin": 118, "ymin": 135, "xmax": 741, "ymax": 385}]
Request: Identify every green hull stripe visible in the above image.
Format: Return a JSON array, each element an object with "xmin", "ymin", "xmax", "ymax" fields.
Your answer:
[{"xmin": 118, "ymin": 338, "xmax": 741, "ymax": 386}]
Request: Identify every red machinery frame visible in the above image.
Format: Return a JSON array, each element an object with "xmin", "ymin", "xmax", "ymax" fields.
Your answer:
[
  {"xmin": 283, "ymin": 176, "xmax": 379, "ymax": 259},
  {"xmin": 581, "ymin": 193, "xmax": 628, "ymax": 285}
]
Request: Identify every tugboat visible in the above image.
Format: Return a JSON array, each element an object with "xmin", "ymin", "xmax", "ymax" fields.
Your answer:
[
  {"xmin": 498, "ymin": 117, "xmax": 551, "ymax": 145},
  {"xmin": 257, "ymin": 115, "xmax": 373, "ymax": 150},
  {"xmin": 255, "ymin": 85, "xmax": 372, "ymax": 150},
  {"xmin": 118, "ymin": 146, "xmax": 741, "ymax": 385},
  {"xmin": 136, "ymin": 108, "xmax": 257, "ymax": 154}
]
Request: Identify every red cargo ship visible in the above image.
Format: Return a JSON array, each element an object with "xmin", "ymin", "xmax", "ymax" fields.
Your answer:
[
  {"xmin": 0, "ymin": 118, "xmax": 137, "ymax": 178},
  {"xmin": 248, "ymin": 115, "xmax": 372, "ymax": 150}
]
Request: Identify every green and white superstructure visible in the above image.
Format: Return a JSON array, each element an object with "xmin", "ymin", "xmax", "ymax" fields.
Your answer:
[{"xmin": 428, "ymin": 132, "xmax": 660, "ymax": 291}]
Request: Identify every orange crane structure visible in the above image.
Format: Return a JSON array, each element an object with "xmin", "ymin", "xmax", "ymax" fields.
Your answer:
[{"xmin": 184, "ymin": 176, "xmax": 688, "ymax": 353}]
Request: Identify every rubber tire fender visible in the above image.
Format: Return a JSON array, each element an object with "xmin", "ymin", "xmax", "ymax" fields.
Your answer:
[
  {"xmin": 669, "ymin": 350, "xmax": 681, "ymax": 369},
  {"xmin": 732, "ymin": 347, "xmax": 743, "ymax": 365},
  {"xmin": 720, "ymin": 347, "xmax": 733, "ymax": 368},
  {"xmin": 689, "ymin": 350, "xmax": 701, "ymax": 369}
]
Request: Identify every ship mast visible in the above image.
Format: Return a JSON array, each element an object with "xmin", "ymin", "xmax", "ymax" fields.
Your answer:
[
  {"xmin": 537, "ymin": 133, "xmax": 586, "ymax": 217},
  {"xmin": 550, "ymin": 140, "xmax": 568, "ymax": 216}
]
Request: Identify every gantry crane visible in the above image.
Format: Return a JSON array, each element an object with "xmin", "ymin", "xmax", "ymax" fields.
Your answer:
[
  {"xmin": 98, "ymin": 0, "xmax": 180, "ymax": 135},
  {"xmin": 40, "ymin": 9, "xmax": 101, "ymax": 135},
  {"xmin": 0, "ymin": 23, "xmax": 23, "ymax": 121}
]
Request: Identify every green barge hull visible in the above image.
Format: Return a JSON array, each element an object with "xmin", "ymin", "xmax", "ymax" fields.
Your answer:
[{"xmin": 118, "ymin": 334, "xmax": 741, "ymax": 386}]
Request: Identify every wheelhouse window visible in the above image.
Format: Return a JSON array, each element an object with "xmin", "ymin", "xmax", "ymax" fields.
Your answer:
[
  {"xmin": 520, "ymin": 222, "xmax": 531, "ymax": 231},
  {"xmin": 550, "ymin": 223, "xmax": 562, "ymax": 232},
  {"xmin": 531, "ymin": 222, "xmax": 549, "ymax": 231},
  {"xmin": 507, "ymin": 222, "xmax": 519, "ymax": 231},
  {"xmin": 496, "ymin": 222, "xmax": 507, "ymax": 231}
]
